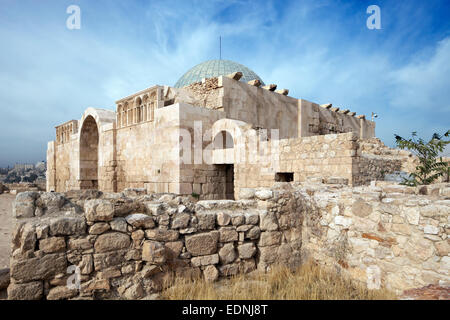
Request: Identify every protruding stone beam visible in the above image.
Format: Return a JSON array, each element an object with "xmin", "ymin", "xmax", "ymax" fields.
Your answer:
[
  {"xmin": 348, "ymin": 112, "xmax": 356, "ymax": 116},
  {"xmin": 226, "ymin": 71, "xmax": 243, "ymax": 81},
  {"xmin": 356, "ymin": 115, "xmax": 366, "ymax": 120},
  {"xmin": 248, "ymin": 79, "xmax": 261, "ymax": 87},
  {"xmin": 339, "ymin": 109, "xmax": 350, "ymax": 114},
  {"xmin": 275, "ymin": 89, "xmax": 289, "ymax": 95},
  {"xmin": 320, "ymin": 103, "xmax": 332, "ymax": 109},
  {"xmin": 330, "ymin": 107, "xmax": 340, "ymax": 112},
  {"xmin": 262, "ymin": 84, "xmax": 277, "ymax": 91}
]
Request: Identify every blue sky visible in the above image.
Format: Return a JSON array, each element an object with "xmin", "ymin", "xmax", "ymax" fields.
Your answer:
[{"xmin": 0, "ymin": 0, "xmax": 449, "ymax": 167}]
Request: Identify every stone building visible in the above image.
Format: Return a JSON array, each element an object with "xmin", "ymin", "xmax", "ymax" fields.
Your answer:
[{"xmin": 47, "ymin": 59, "xmax": 393, "ymax": 199}]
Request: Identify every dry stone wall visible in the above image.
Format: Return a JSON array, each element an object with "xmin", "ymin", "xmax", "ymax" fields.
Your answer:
[
  {"xmin": 8, "ymin": 182, "xmax": 449, "ymax": 299},
  {"xmin": 299, "ymin": 182, "xmax": 450, "ymax": 293},
  {"xmin": 8, "ymin": 188, "xmax": 304, "ymax": 300}
]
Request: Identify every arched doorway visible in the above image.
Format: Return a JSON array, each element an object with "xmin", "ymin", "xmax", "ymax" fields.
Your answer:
[
  {"xmin": 213, "ymin": 130, "xmax": 234, "ymax": 200},
  {"xmin": 79, "ymin": 115, "xmax": 99, "ymax": 189}
]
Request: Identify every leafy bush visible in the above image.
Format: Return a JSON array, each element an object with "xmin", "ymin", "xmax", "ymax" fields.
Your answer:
[{"xmin": 395, "ymin": 130, "xmax": 449, "ymax": 186}]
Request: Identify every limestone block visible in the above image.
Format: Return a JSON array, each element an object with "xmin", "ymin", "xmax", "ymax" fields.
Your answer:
[
  {"xmin": 13, "ymin": 192, "xmax": 39, "ymax": 218},
  {"xmin": 191, "ymin": 254, "xmax": 219, "ymax": 267},
  {"xmin": 219, "ymin": 243, "xmax": 237, "ymax": 264},
  {"xmin": 94, "ymin": 232, "xmax": 131, "ymax": 253},
  {"xmin": 84, "ymin": 199, "xmax": 114, "ymax": 222},
  {"xmin": 47, "ymin": 286, "xmax": 78, "ymax": 300},
  {"xmin": 125, "ymin": 213, "xmax": 155, "ymax": 229},
  {"xmin": 196, "ymin": 212, "xmax": 216, "ymax": 230},
  {"xmin": 203, "ymin": 265, "xmax": 219, "ymax": 282},
  {"xmin": 110, "ymin": 218, "xmax": 128, "ymax": 233},
  {"xmin": 219, "ymin": 226, "xmax": 238, "ymax": 242},
  {"xmin": 258, "ymin": 231, "xmax": 282, "ymax": 247},
  {"xmin": 49, "ymin": 216, "xmax": 86, "ymax": 236},
  {"xmin": 7, "ymin": 281, "xmax": 43, "ymax": 300},
  {"xmin": 142, "ymin": 241, "xmax": 167, "ymax": 265},
  {"xmin": 10, "ymin": 253, "xmax": 67, "ymax": 282},
  {"xmin": 217, "ymin": 212, "xmax": 231, "ymax": 226},
  {"xmin": 145, "ymin": 228, "xmax": 179, "ymax": 241},
  {"xmin": 89, "ymin": 222, "xmax": 111, "ymax": 235},
  {"xmin": 171, "ymin": 213, "xmax": 191, "ymax": 229},
  {"xmin": 259, "ymin": 211, "xmax": 278, "ymax": 231},
  {"xmin": 238, "ymin": 242, "xmax": 256, "ymax": 259},
  {"xmin": 39, "ymin": 237, "xmax": 66, "ymax": 253},
  {"xmin": 185, "ymin": 232, "xmax": 219, "ymax": 256}
]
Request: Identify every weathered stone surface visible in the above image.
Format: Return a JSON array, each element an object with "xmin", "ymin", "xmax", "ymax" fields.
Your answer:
[
  {"xmin": 171, "ymin": 213, "xmax": 191, "ymax": 229},
  {"xmin": 89, "ymin": 222, "xmax": 111, "ymax": 235},
  {"xmin": 47, "ymin": 286, "xmax": 78, "ymax": 300},
  {"xmin": 125, "ymin": 213, "xmax": 155, "ymax": 229},
  {"xmin": 203, "ymin": 265, "xmax": 219, "ymax": 282},
  {"xmin": 49, "ymin": 216, "xmax": 86, "ymax": 236},
  {"xmin": 94, "ymin": 232, "xmax": 131, "ymax": 253},
  {"xmin": 259, "ymin": 211, "xmax": 278, "ymax": 231},
  {"xmin": 255, "ymin": 189, "xmax": 273, "ymax": 200},
  {"xmin": 81, "ymin": 278, "xmax": 110, "ymax": 293},
  {"xmin": 238, "ymin": 243, "xmax": 256, "ymax": 259},
  {"xmin": 185, "ymin": 232, "xmax": 219, "ymax": 256},
  {"xmin": 7, "ymin": 281, "xmax": 43, "ymax": 300},
  {"xmin": 219, "ymin": 243, "xmax": 236, "ymax": 264},
  {"xmin": 165, "ymin": 241, "xmax": 184, "ymax": 260},
  {"xmin": 67, "ymin": 238, "xmax": 92, "ymax": 250},
  {"xmin": 13, "ymin": 192, "xmax": 39, "ymax": 218},
  {"xmin": 84, "ymin": 199, "xmax": 114, "ymax": 222},
  {"xmin": 36, "ymin": 192, "xmax": 66, "ymax": 214},
  {"xmin": 141, "ymin": 265, "xmax": 161, "ymax": 278},
  {"xmin": 231, "ymin": 215, "xmax": 245, "ymax": 226},
  {"xmin": 11, "ymin": 253, "xmax": 67, "ymax": 282},
  {"xmin": 145, "ymin": 202, "xmax": 164, "ymax": 215},
  {"xmin": 259, "ymin": 231, "xmax": 282, "ymax": 246},
  {"xmin": 352, "ymin": 199, "xmax": 372, "ymax": 217},
  {"xmin": 246, "ymin": 226, "xmax": 261, "ymax": 240},
  {"xmin": 145, "ymin": 228, "xmax": 179, "ymax": 241},
  {"xmin": 196, "ymin": 213, "xmax": 216, "ymax": 230},
  {"xmin": 142, "ymin": 241, "xmax": 167, "ymax": 265},
  {"xmin": 219, "ymin": 226, "xmax": 238, "ymax": 242},
  {"xmin": 39, "ymin": 237, "xmax": 66, "ymax": 253},
  {"xmin": 79, "ymin": 254, "xmax": 94, "ymax": 274},
  {"xmin": 434, "ymin": 240, "xmax": 450, "ymax": 256},
  {"xmin": 217, "ymin": 212, "xmax": 231, "ymax": 226},
  {"xmin": 110, "ymin": 217, "xmax": 128, "ymax": 233},
  {"xmin": 93, "ymin": 250, "xmax": 126, "ymax": 270},
  {"xmin": 0, "ymin": 268, "xmax": 10, "ymax": 290},
  {"xmin": 191, "ymin": 254, "xmax": 219, "ymax": 267}
]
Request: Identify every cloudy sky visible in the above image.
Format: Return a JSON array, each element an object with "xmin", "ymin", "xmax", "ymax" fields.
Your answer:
[{"xmin": 0, "ymin": 0, "xmax": 449, "ymax": 167}]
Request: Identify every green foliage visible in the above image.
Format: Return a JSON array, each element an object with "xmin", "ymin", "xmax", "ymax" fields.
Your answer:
[
  {"xmin": 191, "ymin": 192, "xmax": 200, "ymax": 199},
  {"xmin": 395, "ymin": 130, "xmax": 450, "ymax": 186}
]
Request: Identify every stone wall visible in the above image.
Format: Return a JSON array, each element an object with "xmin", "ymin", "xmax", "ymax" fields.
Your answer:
[
  {"xmin": 8, "ymin": 182, "xmax": 449, "ymax": 299},
  {"xmin": 8, "ymin": 188, "xmax": 303, "ymax": 300},
  {"xmin": 299, "ymin": 182, "xmax": 450, "ymax": 293}
]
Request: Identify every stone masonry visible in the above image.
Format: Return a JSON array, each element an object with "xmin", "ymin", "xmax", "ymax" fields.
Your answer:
[{"xmin": 7, "ymin": 181, "xmax": 450, "ymax": 299}]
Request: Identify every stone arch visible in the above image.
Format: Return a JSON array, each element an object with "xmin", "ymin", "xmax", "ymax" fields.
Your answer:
[{"xmin": 79, "ymin": 115, "xmax": 99, "ymax": 189}]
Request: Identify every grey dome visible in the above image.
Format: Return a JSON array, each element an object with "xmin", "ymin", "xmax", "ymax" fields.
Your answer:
[{"xmin": 174, "ymin": 59, "xmax": 265, "ymax": 88}]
